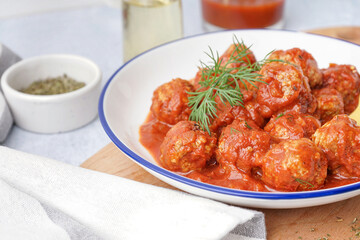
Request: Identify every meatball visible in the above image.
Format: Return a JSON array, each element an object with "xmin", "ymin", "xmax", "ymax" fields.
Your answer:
[
  {"xmin": 159, "ymin": 121, "xmax": 217, "ymax": 172},
  {"xmin": 219, "ymin": 43, "xmax": 257, "ymax": 69},
  {"xmin": 209, "ymin": 100, "xmax": 266, "ymax": 134},
  {"xmin": 261, "ymin": 138, "xmax": 328, "ymax": 191},
  {"xmin": 216, "ymin": 118, "xmax": 272, "ymax": 174},
  {"xmin": 244, "ymin": 100, "xmax": 266, "ymax": 128},
  {"xmin": 151, "ymin": 78, "xmax": 194, "ymax": 125},
  {"xmin": 209, "ymin": 93, "xmax": 265, "ymax": 133},
  {"xmin": 257, "ymin": 62, "xmax": 316, "ymax": 118},
  {"xmin": 322, "ymin": 64, "xmax": 360, "ymax": 114},
  {"xmin": 312, "ymin": 115, "xmax": 360, "ymax": 177},
  {"xmin": 209, "ymin": 101, "xmax": 252, "ymax": 135},
  {"xmin": 268, "ymin": 48, "xmax": 323, "ymax": 88},
  {"xmin": 312, "ymin": 87, "xmax": 344, "ymax": 123},
  {"xmin": 264, "ymin": 112, "xmax": 321, "ymax": 141}
]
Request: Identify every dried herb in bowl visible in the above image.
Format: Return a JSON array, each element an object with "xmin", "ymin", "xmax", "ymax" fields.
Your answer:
[{"xmin": 21, "ymin": 74, "xmax": 85, "ymax": 95}]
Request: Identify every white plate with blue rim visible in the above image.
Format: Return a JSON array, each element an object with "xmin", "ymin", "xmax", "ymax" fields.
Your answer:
[{"xmin": 99, "ymin": 29, "xmax": 360, "ymax": 209}]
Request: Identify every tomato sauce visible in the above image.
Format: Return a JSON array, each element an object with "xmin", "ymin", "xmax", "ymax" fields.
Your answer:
[
  {"xmin": 139, "ymin": 113, "xmax": 360, "ymax": 192},
  {"xmin": 139, "ymin": 114, "xmax": 171, "ymax": 161},
  {"xmin": 201, "ymin": 0, "xmax": 285, "ymax": 29}
]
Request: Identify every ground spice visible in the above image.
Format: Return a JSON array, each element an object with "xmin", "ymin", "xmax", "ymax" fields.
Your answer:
[{"xmin": 21, "ymin": 74, "xmax": 85, "ymax": 95}]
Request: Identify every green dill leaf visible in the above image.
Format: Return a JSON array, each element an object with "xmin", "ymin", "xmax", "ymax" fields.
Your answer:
[
  {"xmin": 294, "ymin": 177, "xmax": 314, "ymax": 188},
  {"xmin": 245, "ymin": 121, "xmax": 252, "ymax": 129},
  {"xmin": 230, "ymin": 127, "xmax": 240, "ymax": 135},
  {"xmin": 275, "ymin": 113, "xmax": 284, "ymax": 120}
]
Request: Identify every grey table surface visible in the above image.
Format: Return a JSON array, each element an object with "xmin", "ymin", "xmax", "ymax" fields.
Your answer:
[{"xmin": 0, "ymin": 0, "xmax": 360, "ymax": 165}]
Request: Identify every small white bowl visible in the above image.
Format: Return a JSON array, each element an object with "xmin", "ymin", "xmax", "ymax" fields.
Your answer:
[{"xmin": 1, "ymin": 54, "xmax": 101, "ymax": 133}]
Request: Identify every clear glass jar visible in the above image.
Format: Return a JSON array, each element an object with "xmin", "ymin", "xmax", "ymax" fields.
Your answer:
[
  {"xmin": 122, "ymin": 0, "xmax": 183, "ymax": 62},
  {"xmin": 201, "ymin": 0, "xmax": 285, "ymax": 31}
]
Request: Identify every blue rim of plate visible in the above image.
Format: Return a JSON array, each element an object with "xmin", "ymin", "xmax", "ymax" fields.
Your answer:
[{"xmin": 99, "ymin": 29, "xmax": 360, "ymax": 200}]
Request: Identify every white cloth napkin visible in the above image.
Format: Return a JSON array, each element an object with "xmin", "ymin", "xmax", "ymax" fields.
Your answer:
[
  {"xmin": 0, "ymin": 146, "xmax": 266, "ymax": 240},
  {"xmin": 0, "ymin": 44, "xmax": 19, "ymax": 142}
]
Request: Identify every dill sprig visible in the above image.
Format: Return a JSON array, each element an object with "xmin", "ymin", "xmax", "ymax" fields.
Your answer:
[{"xmin": 188, "ymin": 36, "xmax": 274, "ymax": 134}]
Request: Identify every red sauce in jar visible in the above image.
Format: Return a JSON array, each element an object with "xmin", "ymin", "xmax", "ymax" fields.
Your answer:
[{"xmin": 201, "ymin": 0, "xmax": 285, "ymax": 29}]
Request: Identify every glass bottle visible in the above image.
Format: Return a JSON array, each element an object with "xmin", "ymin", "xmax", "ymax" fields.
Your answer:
[{"xmin": 122, "ymin": 0, "xmax": 183, "ymax": 62}]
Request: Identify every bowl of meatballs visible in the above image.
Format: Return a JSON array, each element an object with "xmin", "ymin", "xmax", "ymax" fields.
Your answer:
[{"xmin": 100, "ymin": 29, "xmax": 360, "ymax": 208}]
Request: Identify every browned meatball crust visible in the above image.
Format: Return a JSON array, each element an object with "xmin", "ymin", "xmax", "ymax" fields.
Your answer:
[
  {"xmin": 257, "ymin": 62, "xmax": 316, "ymax": 118},
  {"xmin": 160, "ymin": 121, "xmax": 217, "ymax": 172},
  {"xmin": 312, "ymin": 87, "xmax": 344, "ymax": 124},
  {"xmin": 312, "ymin": 115, "xmax": 360, "ymax": 177},
  {"xmin": 216, "ymin": 118, "xmax": 272, "ymax": 174},
  {"xmin": 209, "ymin": 96, "xmax": 265, "ymax": 134},
  {"xmin": 151, "ymin": 78, "xmax": 194, "ymax": 125},
  {"xmin": 268, "ymin": 48, "xmax": 323, "ymax": 88},
  {"xmin": 210, "ymin": 102, "xmax": 252, "ymax": 135},
  {"xmin": 264, "ymin": 112, "xmax": 321, "ymax": 141},
  {"xmin": 322, "ymin": 64, "xmax": 360, "ymax": 114},
  {"xmin": 244, "ymin": 100, "xmax": 266, "ymax": 128},
  {"xmin": 261, "ymin": 138, "xmax": 328, "ymax": 191}
]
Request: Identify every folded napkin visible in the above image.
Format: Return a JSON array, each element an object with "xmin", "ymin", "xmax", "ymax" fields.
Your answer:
[
  {"xmin": 0, "ymin": 147, "xmax": 266, "ymax": 240},
  {"xmin": 0, "ymin": 44, "xmax": 21, "ymax": 142},
  {"xmin": 0, "ymin": 92, "xmax": 13, "ymax": 143},
  {"xmin": 0, "ymin": 44, "xmax": 21, "ymax": 77}
]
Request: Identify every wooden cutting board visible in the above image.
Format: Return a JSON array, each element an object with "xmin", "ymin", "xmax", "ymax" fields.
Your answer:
[
  {"xmin": 81, "ymin": 27, "xmax": 360, "ymax": 239},
  {"xmin": 308, "ymin": 26, "xmax": 360, "ymax": 45}
]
